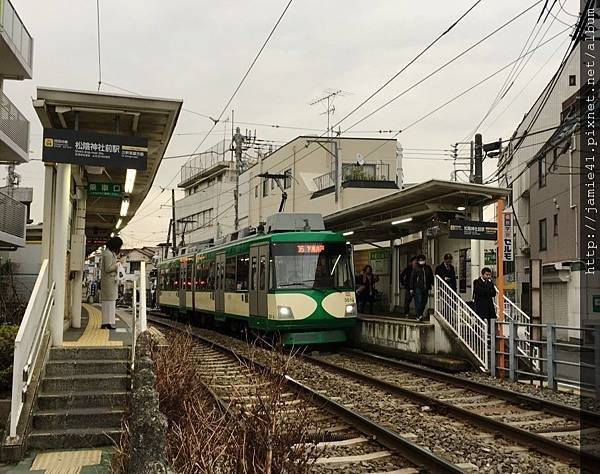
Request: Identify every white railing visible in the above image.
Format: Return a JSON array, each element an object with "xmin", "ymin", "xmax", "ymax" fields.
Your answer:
[
  {"xmin": 434, "ymin": 275, "xmax": 488, "ymax": 369},
  {"xmin": 494, "ymin": 289, "xmax": 540, "ymax": 371},
  {"xmin": 130, "ymin": 262, "xmax": 148, "ymax": 372},
  {"xmin": 9, "ymin": 259, "xmax": 54, "ymax": 438}
]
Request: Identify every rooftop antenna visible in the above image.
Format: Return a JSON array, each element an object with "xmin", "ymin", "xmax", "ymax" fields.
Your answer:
[{"xmin": 310, "ymin": 89, "xmax": 351, "ymax": 138}]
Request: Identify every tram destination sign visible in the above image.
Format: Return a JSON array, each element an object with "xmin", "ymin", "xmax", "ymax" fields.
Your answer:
[
  {"xmin": 42, "ymin": 129, "xmax": 148, "ymax": 170},
  {"xmin": 448, "ymin": 220, "xmax": 497, "ymax": 240}
]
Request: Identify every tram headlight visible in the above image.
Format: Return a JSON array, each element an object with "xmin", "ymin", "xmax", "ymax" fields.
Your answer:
[
  {"xmin": 277, "ymin": 305, "xmax": 294, "ymax": 320},
  {"xmin": 345, "ymin": 303, "xmax": 357, "ymax": 317}
]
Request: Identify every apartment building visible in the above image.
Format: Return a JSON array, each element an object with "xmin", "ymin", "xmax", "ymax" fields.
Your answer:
[
  {"xmin": 496, "ymin": 42, "xmax": 580, "ymax": 317},
  {"xmin": 0, "ymin": 0, "xmax": 33, "ymax": 249}
]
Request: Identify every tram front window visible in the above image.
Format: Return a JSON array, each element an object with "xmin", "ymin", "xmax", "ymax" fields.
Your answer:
[{"xmin": 272, "ymin": 243, "xmax": 353, "ymax": 290}]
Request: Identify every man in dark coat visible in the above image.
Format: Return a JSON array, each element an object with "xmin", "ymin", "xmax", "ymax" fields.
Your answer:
[
  {"xmin": 400, "ymin": 256, "xmax": 417, "ymax": 316},
  {"xmin": 435, "ymin": 253, "xmax": 457, "ymax": 293},
  {"xmin": 409, "ymin": 255, "xmax": 434, "ymax": 322},
  {"xmin": 473, "ymin": 267, "xmax": 497, "ymax": 321}
]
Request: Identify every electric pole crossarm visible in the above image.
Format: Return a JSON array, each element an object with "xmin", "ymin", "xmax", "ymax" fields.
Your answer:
[{"xmin": 258, "ymin": 172, "xmax": 290, "ymax": 213}]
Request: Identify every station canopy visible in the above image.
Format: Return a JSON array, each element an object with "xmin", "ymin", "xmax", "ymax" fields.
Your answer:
[
  {"xmin": 33, "ymin": 87, "xmax": 182, "ymax": 252},
  {"xmin": 324, "ymin": 179, "xmax": 510, "ymax": 243}
]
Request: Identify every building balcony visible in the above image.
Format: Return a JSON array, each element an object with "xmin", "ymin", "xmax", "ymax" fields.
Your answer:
[
  {"xmin": 0, "ymin": 88, "xmax": 29, "ymax": 162},
  {"xmin": 0, "ymin": 0, "xmax": 33, "ymax": 80},
  {"xmin": 0, "ymin": 190, "xmax": 26, "ymax": 248},
  {"xmin": 313, "ymin": 163, "xmax": 397, "ymax": 196}
]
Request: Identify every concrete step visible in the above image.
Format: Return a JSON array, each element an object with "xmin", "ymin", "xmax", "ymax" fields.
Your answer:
[
  {"xmin": 32, "ymin": 407, "xmax": 126, "ymax": 430},
  {"xmin": 28, "ymin": 427, "xmax": 124, "ymax": 450},
  {"xmin": 45, "ymin": 359, "xmax": 130, "ymax": 377},
  {"xmin": 36, "ymin": 390, "xmax": 129, "ymax": 411},
  {"xmin": 49, "ymin": 347, "xmax": 130, "ymax": 362},
  {"xmin": 42, "ymin": 374, "xmax": 130, "ymax": 393}
]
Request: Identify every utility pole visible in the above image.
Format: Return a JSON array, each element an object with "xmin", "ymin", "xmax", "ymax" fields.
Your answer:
[
  {"xmin": 171, "ymin": 189, "xmax": 177, "ymax": 257},
  {"xmin": 233, "ymin": 125, "xmax": 243, "ymax": 230},
  {"xmin": 473, "ymin": 133, "xmax": 483, "ymax": 186}
]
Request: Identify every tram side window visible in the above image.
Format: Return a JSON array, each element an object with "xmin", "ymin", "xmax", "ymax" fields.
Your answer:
[
  {"xmin": 196, "ymin": 261, "xmax": 209, "ymax": 290},
  {"xmin": 259, "ymin": 256, "xmax": 266, "ymax": 291},
  {"xmin": 207, "ymin": 260, "xmax": 215, "ymax": 290},
  {"xmin": 225, "ymin": 257, "xmax": 236, "ymax": 291},
  {"xmin": 250, "ymin": 256, "xmax": 257, "ymax": 291},
  {"xmin": 187, "ymin": 260, "xmax": 193, "ymax": 289},
  {"xmin": 236, "ymin": 254, "xmax": 249, "ymax": 291}
]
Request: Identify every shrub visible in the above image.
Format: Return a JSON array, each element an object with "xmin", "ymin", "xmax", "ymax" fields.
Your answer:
[{"xmin": 0, "ymin": 324, "xmax": 19, "ymax": 393}]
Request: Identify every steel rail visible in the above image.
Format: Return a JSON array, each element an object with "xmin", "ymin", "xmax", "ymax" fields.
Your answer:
[
  {"xmin": 147, "ymin": 314, "xmax": 463, "ymax": 473},
  {"xmin": 345, "ymin": 348, "xmax": 600, "ymax": 427},
  {"xmin": 304, "ymin": 352, "xmax": 597, "ymax": 467}
]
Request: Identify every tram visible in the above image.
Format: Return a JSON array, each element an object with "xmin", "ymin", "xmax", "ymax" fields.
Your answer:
[{"xmin": 157, "ymin": 213, "xmax": 357, "ymax": 344}]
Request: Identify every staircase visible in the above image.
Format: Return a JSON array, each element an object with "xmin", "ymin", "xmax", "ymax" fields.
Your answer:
[{"xmin": 28, "ymin": 347, "xmax": 130, "ymax": 450}]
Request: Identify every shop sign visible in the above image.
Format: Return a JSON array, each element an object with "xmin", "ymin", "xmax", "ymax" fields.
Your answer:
[
  {"xmin": 448, "ymin": 220, "xmax": 497, "ymax": 240},
  {"xmin": 88, "ymin": 182, "xmax": 122, "ymax": 198},
  {"xmin": 503, "ymin": 212, "xmax": 514, "ymax": 262},
  {"xmin": 43, "ymin": 129, "xmax": 147, "ymax": 170}
]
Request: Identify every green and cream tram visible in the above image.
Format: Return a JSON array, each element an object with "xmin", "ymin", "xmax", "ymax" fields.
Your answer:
[{"xmin": 157, "ymin": 214, "xmax": 356, "ymax": 344}]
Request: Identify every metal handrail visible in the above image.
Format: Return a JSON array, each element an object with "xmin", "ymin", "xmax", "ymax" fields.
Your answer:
[
  {"xmin": 434, "ymin": 275, "xmax": 488, "ymax": 369},
  {"xmin": 9, "ymin": 260, "xmax": 53, "ymax": 438}
]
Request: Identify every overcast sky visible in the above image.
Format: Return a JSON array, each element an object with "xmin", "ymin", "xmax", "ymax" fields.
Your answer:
[{"xmin": 2, "ymin": 0, "xmax": 580, "ymax": 247}]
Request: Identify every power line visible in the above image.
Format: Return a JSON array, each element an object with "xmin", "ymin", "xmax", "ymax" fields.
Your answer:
[
  {"xmin": 330, "ymin": 0, "xmax": 483, "ymax": 133},
  {"xmin": 342, "ymin": 0, "xmax": 545, "ymax": 133}
]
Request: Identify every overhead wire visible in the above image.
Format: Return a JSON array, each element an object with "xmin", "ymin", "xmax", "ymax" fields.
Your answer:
[{"xmin": 96, "ymin": 0, "xmax": 102, "ymax": 91}]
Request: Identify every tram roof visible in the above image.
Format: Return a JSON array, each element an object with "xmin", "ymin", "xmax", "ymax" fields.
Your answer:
[
  {"xmin": 323, "ymin": 179, "xmax": 509, "ymax": 244},
  {"xmin": 33, "ymin": 87, "xmax": 182, "ymax": 252}
]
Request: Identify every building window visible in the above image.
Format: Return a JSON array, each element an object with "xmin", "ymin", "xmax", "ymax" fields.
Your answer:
[
  {"xmin": 262, "ymin": 179, "xmax": 269, "ymax": 197},
  {"xmin": 569, "ymin": 74, "xmax": 576, "ymax": 86},
  {"xmin": 255, "ymin": 185, "xmax": 258, "ymax": 198},
  {"xmin": 553, "ymin": 213, "xmax": 558, "ymax": 236},
  {"xmin": 225, "ymin": 257, "xmax": 237, "ymax": 291},
  {"xmin": 284, "ymin": 169, "xmax": 292, "ymax": 189},
  {"xmin": 538, "ymin": 154, "xmax": 547, "ymax": 188},
  {"xmin": 129, "ymin": 261, "xmax": 141, "ymax": 274},
  {"xmin": 539, "ymin": 218, "xmax": 547, "ymax": 251}
]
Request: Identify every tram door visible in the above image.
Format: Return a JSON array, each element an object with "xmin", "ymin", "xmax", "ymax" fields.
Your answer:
[
  {"xmin": 215, "ymin": 253, "xmax": 226, "ymax": 316},
  {"xmin": 249, "ymin": 244, "xmax": 269, "ymax": 317},
  {"xmin": 178, "ymin": 261, "xmax": 187, "ymax": 310}
]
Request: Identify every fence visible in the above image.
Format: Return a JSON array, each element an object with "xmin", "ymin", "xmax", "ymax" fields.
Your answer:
[
  {"xmin": 491, "ymin": 319, "xmax": 599, "ymax": 397},
  {"xmin": 0, "ymin": 88, "xmax": 29, "ymax": 155},
  {"xmin": 434, "ymin": 275, "xmax": 488, "ymax": 369},
  {"xmin": 9, "ymin": 259, "xmax": 54, "ymax": 438},
  {"xmin": 0, "ymin": 191, "xmax": 26, "ymax": 247}
]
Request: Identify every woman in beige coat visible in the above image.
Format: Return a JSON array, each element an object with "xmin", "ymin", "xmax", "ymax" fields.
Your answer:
[{"xmin": 100, "ymin": 237, "xmax": 123, "ymax": 329}]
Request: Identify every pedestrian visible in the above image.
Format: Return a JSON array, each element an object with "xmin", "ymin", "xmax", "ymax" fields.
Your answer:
[
  {"xmin": 409, "ymin": 255, "xmax": 434, "ymax": 322},
  {"xmin": 473, "ymin": 267, "xmax": 497, "ymax": 322},
  {"xmin": 435, "ymin": 253, "xmax": 457, "ymax": 293},
  {"xmin": 400, "ymin": 256, "xmax": 417, "ymax": 316},
  {"xmin": 356, "ymin": 265, "xmax": 379, "ymax": 314},
  {"xmin": 100, "ymin": 236, "xmax": 123, "ymax": 330}
]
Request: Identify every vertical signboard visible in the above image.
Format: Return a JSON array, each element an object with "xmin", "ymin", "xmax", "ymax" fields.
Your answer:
[{"xmin": 503, "ymin": 212, "xmax": 513, "ymax": 262}]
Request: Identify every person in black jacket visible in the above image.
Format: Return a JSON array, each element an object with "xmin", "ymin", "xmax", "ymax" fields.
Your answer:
[
  {"xmin": 473, "ymin": 267, "xmax": 497, "ymax": 321},
  {"xmin": 409, "ymin": 255, "xmax": 434, "ymax": 321},
  {"xmin": 400, "ymin": 256, "xmax": 417, "ymax": 316},
  {"xmin": 435, "ymin": 253, "xmax": 457, "ymax": 293}
]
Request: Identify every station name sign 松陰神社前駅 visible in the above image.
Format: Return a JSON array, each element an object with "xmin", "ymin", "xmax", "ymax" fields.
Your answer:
[
  {"xmin": 42, "ymin": 129, "xmax": 148, "ymax": 170},
  {"xmin": 448, "ymin": 220, "xmax": 497, "ymax": 240}
]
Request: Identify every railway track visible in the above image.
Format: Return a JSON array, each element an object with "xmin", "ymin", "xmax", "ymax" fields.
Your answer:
[
  {"xmin": 302, "ymin": 350, "xmax": 600, "ymax": 464},
  {"xmin": 148, "ymin": 315, "xmax": 463, "ymax": 473},
  {"xmin": 147, "ymin": 313, "xmax": 589, "ymax": 472}
]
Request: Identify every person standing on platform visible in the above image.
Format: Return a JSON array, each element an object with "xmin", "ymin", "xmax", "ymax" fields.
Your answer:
[
  {"xmin": 435, "ymin": 253, "xmax": 457, "ymax": 293},
  {"xmin": 410, "ymin": 255, "xmax": 434, "ymax": 322},
  {"xmin": 356, "ymin": 265, "xmax": 379, "ymax": 314},
  {"xmin": 473, "ymin": 267, "xmax": 496, "ymax": 322},
  {"xmin": 400, "ymin": 256, "xmax": 417, "ymax": 316},
  {"xmin": 100, "ymin": 236, "xmax": 123, "ymax": 330}
]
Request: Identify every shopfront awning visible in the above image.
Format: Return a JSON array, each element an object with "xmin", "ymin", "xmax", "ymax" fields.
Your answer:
[
  {"xmin": 324, "ymin": 179, "xmax": 510, "ymax": 243},
  {"xmin": 33, "ymin": 87, "xmax": 182, "ymax": 252}
]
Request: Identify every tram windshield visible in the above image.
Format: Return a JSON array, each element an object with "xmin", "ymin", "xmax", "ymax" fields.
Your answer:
[{"xmin": 272, "ymin": 242, "xmax": 353, "ymax": 291}]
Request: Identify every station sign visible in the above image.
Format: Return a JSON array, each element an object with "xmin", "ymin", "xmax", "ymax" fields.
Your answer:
[
  {"xmin": 503, "ymin": 212, "xmax": 514, "ymax": 262},
  {"xmin": 448, "ymin": 220, "xmax": 497, "ymax": 240},
  {"xmin": 88, "ymin": 182, "xmax": 123, "ymax": 198},
  {"xmin": 42, "ymin": 129, "xmax": 148, "ymax": 170}
]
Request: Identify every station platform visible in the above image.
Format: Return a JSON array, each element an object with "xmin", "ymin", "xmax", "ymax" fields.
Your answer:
[
  {"xmin": 0, "ymin": 447, "xmax": 114, "ymax": 473},
  {"xmin": 63, "ymin": 303, "xmax": 132, "ymax": 348},
  {"xmin": 352, "ymin": 313, "xmax": 471, "ymax": 371}
]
